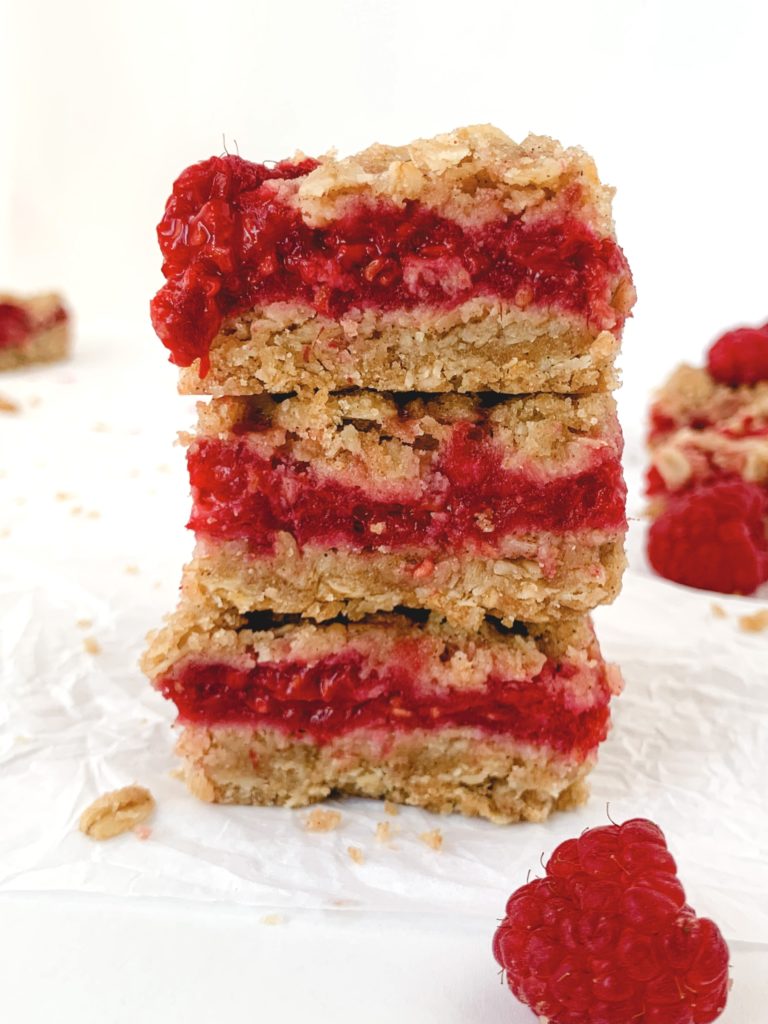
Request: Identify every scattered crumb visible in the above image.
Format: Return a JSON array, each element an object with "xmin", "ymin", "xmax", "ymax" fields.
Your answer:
[
  {"xmin": 383, "ymin": 800, "xmax": 399, "ymax": 816},
  {"xmin": 260, "ymin": 914, "xmax": 284, "ymax": 926},
  {"xmin": 0, "ymin": 528, "xmax": 10, "ymax": 539},
  {"xmin": 76, "ymin": 618, "xmax": 93, "ymax": 629},
  {"xmin": 169, "ymin": 766, "xmax": 185, "ymax": 781},
  {"xmin": 0, "ymin": 394, "xmax": 20, "ymax": 414},
  {"xmin": 124, "ymin": 564, "xmax": 140, "ymax": 575},
  {"xmin": 304, "ymin": 807, "xmax": 342, "ymax": 832},
  {"xmin": 55, "ymin": 491, "xmax": 72, "ymax": 502},
  {"xmin": 710, "ymin": 602, "xmax": 727, "ymax": 619},
  {"xmin": 86, "ymin": 510, "xmax": 101, "ymax": 519},
  {"xmin": 375, "ymin": 821, "xmax": 394, "ymax": 843},
  {"xmin": 739, "ymin": 609, "xmax": 768, "ymax": 633},
  {"xmin": 79, "ymin": 785, "xmax": 155, "ymax": 840},
  {"xmin": 92, "ymin": 422, "xmax": 109, "ymax": 433},
  {"xmin": 134, "ymin": 825, "xmax": 152, "ymax": 841},
  {"xmin": 153, "ymin": 580, "xmax": 163, "ymax": 590},
  {"xmin": 347, "ymin": 845, "xmax": 365, "ymax": 865},
  {"xmin": 419, "ymin": 829, "xmax": 443, "ymax": 851},
  {"xmin": 70, "ymin": 505, "xmax": 83, "ymax": 517},
  {"xmin": 28, "ymin": 396, "xmax": 42, "ymax": 408},
  {"xmin": 83, "ymin": 636, "xmax": 101, "ymax": 655}
]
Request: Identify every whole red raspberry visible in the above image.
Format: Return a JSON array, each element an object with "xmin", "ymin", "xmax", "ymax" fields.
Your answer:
[
  {"xmin": 493, "ymin": 819, "xmax": 730, "ymax": 1024},
  {"xmin": 707, "ymin": 324, "xmax": 768, "ymax": 386},
  {"xmin": 647, "ymin": 479, "xmax": 768, "ymax": 595}
]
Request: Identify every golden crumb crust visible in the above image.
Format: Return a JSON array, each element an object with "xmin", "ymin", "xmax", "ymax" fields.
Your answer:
[
  {"xmin": 141, "ymin": 591, "xmax": 607, "ymax": 685},
  {"xmin": 291, "ymin": 125, "xmax": 615, "ymax": 233},
  {"xmin": 178, "ymin": 301, "xmax": 620, "ymax": 397},
  {"xmin": 191, "ymin": 387, "xmax": 626, "ymax": 483},
  {"xmin": 648, "ymin": 365, "xmax": 768, "ymax": 492},
  {"xmin": 176, "ymin": 724, "xmax": 593, "ymax": 824},
  {"xmin": 175, "ymin": 534, "xmax": 625, "ymax": 631}
]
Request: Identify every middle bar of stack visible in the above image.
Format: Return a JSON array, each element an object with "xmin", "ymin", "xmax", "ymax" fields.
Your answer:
[{"xmin": 144, "ymin": 125, "xmax": 634, "ymax": 824}]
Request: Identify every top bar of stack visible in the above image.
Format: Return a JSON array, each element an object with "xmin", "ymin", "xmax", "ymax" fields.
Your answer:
[{"xmin": 150, "ymin": 125, "xmax": 635, "ymax": 397}]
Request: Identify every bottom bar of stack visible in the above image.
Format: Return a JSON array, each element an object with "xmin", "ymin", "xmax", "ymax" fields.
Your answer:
[{"xmin": 143, "ymin": 600, "xmax": 621, "ymax": 824}]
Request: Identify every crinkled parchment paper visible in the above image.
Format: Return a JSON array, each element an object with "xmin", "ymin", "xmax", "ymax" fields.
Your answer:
[{"xmin": 0, "ymin": 340, "xmax": 766, "ymax": 941}]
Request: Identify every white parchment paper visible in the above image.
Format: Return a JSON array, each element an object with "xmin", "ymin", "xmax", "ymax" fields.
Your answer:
[{"xmin": 0, "ymin": 335, "xmax": 766, "ymax": 942}]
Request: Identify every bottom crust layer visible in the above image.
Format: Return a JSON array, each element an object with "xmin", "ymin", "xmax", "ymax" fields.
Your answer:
[
  {"xmin": 176, "ymin": 725, "xmax": 592, "ymax": 825},
  {"xmin": 0, "ymin": 323, "xmax": 70, "ymax": 371}
]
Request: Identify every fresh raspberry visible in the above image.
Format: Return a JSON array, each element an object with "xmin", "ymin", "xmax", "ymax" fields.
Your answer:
[
  {"xmin": 647, "ymin": 479, "xmax": 768, "ymax": 595},
  {"xmin": 493, "ymin": 819, "xmax": 730, "ymax": 1024},
  {"xmin": 707, "ymin": 324, "xmax": 768, "ymax": 386}
]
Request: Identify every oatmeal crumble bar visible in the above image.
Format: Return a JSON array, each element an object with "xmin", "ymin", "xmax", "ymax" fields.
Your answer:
[
  {"xmin": 151, "ymin": 125, "xmax": 634, "ymax": 395},
  {"xmin": 184, "ymin": 390, "xmax": 627, "ymax": 626},
  {"xmin": 142, "ymin": 601, "xmax": 621, "ymax": 824},
  {"xmin": 0, "ymin": 293, "xmax": 70, "ymax": 371}
]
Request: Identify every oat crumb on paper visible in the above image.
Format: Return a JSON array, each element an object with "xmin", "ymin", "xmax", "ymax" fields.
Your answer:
[
  {"xmin": 304, "ymin": 807, "xmax": 342, "ymax": 832},
  {"xmin": 738, "ymin": 609, "xmax": 768, "ymax": 633},
  {"xmin": 383, "ymin": 800, "xmax": 400, "ymax": 816},
  {"xmin": 124, "ymin": 564, "xmax": 140, "ymax": 575},
  {"xmin": 70, "ymin": 505, "xmax": 83, "ymax": 517},
  {"xmin": 83, "ymin": 636, "xmax": 101, "ymax": 655},
  {"xmin": 0, "ymin": 394, "xmax": 20, "ymax": 414},
  {"xmin": 0, "ymin": 528, "xmax": 11, "ymax": 539},
  {"xmin": 419, "ymin": 829, "xmax": 443, "ymax": 851},
  {"xmin": 55, "ymin": 491, "xmax": 73, "ymax": 501},
  {"xmin": 134, "ymin": 825, "xmax": 152, "ymax": 841},
  {"xmin": 710, "ymin": 602, "xmax": 727, "ymax": 619},
  {"xmin": 375, "ymin": 821, "xmax": 395, "ymax": 843},
  {"xmin": 260, "ymin": 914, "xmax": 284, "ymax": 926},
  {"xmin": 347, "ymin": 845, "xmax": 365, "ymax": 864},
  {"xmin": 76, "ymin": 617, "xmax": 93, "ymax": 629},
  {"xmin": 79, "ymin": 785, "xmax": 155, "ymax": 840}
]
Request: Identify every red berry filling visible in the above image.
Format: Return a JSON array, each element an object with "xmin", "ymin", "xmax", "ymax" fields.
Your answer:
[
  {"xmin": 158, "ymin": 649, "xmax": 612, "ymax": 754},
  {"xmin": 150, "ymin": 154, "xmax": 633, "ymax": 373},
  {"xmin": 648, "ymin": 479, "xmax": 768, "ymax": 595},
  {"xmin": 0, "ymin": 304, "xmax": 32, "ymax": 350},
  {"xmin": 493, "ymin": 819, "xmax": 730, "ymax": 1024},
  {"xmin": 0, "ymin": 301, "xmax": 68, "ymax": 351},
  {"xmin": 187, "ymin": 422, "xmax": 626, "ymax": 555},
  {"xmin": 707, "ymin": 324, "xmax": 768, "ymax": 386}
]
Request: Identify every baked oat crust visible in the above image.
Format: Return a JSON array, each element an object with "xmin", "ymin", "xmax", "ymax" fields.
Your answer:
[
  {"xmin": 182, "ymin": 533, "xmax": 625, "ymax": 629},
  {"xmin": 178, "ymin": 301, "xmax": 620, "ymax": 396},
  {"xmin": 176, "ymin": 724, "xmax": 592, "ymax": 825}
]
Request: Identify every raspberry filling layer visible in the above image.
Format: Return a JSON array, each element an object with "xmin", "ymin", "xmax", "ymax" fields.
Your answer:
[
  {"xmin": 188, "ymin": 422, "xmax": 626, "ymax": 554},
  {"xmin": 151, "ymin": 154, "xmax": 633, "ymax": 372},
  {"xmin": 0, "ymin": 302, "xmax": 68, "ymax": 350},
  {"xmin": 159, "ymin": 650, "xmax": 611, "ymax": 755}
]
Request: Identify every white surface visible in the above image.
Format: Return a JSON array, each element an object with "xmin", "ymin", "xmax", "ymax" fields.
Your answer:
[{"xmin": 0, "ymin": 898, "xmax": 766, "ymax": 1024}]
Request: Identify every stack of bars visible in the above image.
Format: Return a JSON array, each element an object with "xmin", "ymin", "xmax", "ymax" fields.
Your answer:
[{"xmin": 143, "ymin": 126, "xmax": 635, "ymax": 823}]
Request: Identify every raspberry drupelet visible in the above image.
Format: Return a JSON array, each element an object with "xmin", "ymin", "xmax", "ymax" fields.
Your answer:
[{"xmin": 493, "ymin": 818, "xmax": 730, "ymax": 1024}]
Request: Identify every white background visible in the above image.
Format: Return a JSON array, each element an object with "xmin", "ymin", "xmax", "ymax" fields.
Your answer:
[{"xmin": 2, "ymin": 1, "xmax": 768, "ymax": 1022}]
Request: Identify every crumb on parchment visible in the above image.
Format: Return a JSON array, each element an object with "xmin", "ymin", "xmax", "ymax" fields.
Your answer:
[
  {"xmin": 83, "ymin": 636, "xmax": 101, "ymax": 655},
  {"xmin": 260, "ymin": 914, "xmax": 284, "ymax": 925},
  {"xmin": 375, "ymin": 821, "xmax": 394, "ymax": 843},
  {"xmin": 0, "ymin": 394, "xmax": 20, "ymax": 414},
  {"xmin": 383, "ymin": 800, "xmax": 399, "ymax": 816},
  {"xmin": 710, "ymin": 602, "xmax": 727, "ymax": 619},
  {"xmin": 347, "ymin": 845, "xmax": 365, "ymax": 864},
  {"xmin": 304, "ymin": 807, "xmax": 342, "ymax": 832},
  {"xmin": 79, "ymin": 785, "xmax": 155, "ymax": 840},
  {"xmin": 739, "ymin": 608, "xmax": 768, "ymax": 633},
  {"xmin": 419, "ymin": 829, "xmax": 443, "ymax": 851}
]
